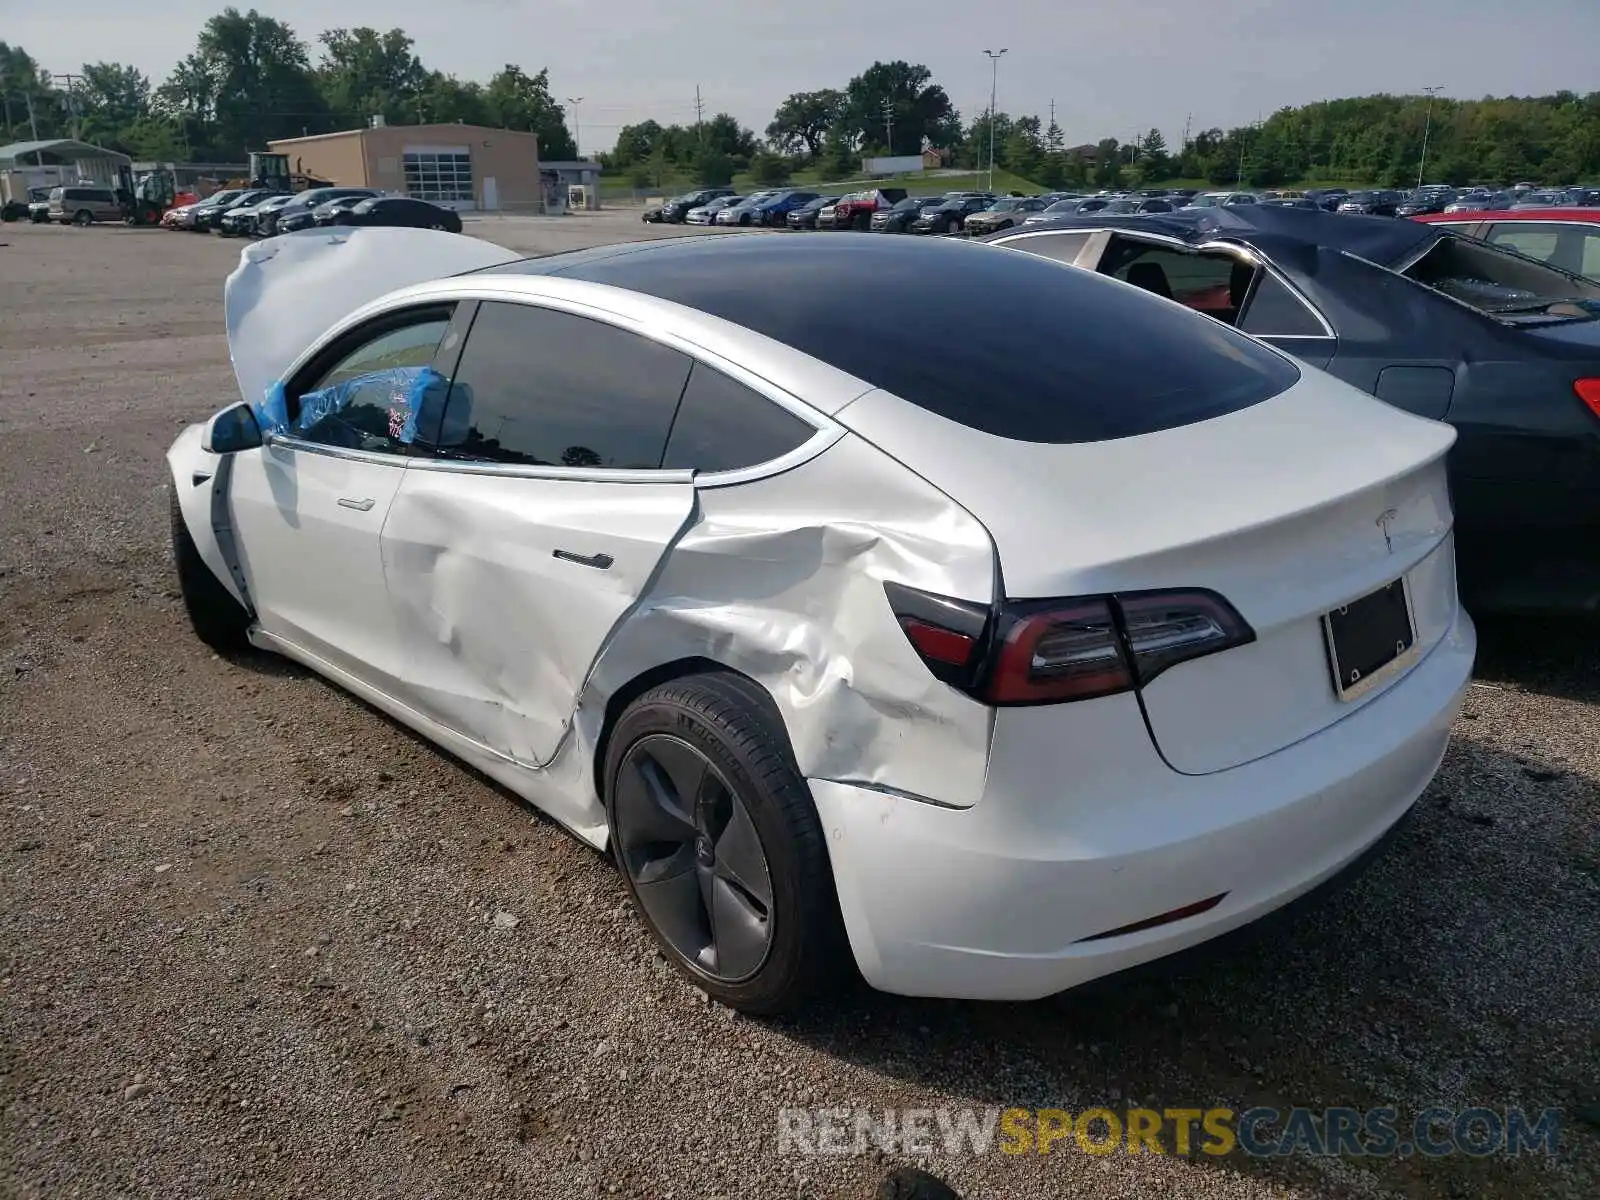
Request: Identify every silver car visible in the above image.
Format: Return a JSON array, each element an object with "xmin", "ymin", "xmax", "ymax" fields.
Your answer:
[
  {"xmin": 686, "ymin": 196, "xmax": 743, "ymax": 225},
  {"xmin": 168, "ymin": 228, "xmax": 1471, "ymax": 1014}
]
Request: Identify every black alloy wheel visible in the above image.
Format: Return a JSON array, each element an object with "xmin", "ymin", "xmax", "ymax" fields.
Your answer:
[{"xmin": 612, "ymin": 733, "xmax": 775, "ymax": 983}]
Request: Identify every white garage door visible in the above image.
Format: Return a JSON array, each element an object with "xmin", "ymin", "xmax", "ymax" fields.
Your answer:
[{"xmin": 402, "ymin": 145, "xmax": 476, "ymax": 211}]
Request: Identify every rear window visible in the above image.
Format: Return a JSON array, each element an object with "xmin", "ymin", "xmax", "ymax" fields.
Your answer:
[
  {"xmin": 534, "ymin": 236, "xmax": 1302, "ymax": 445},
  {"xmin": 1403, "ymin": 234, "xmax": 1600, "ymax": 322}
]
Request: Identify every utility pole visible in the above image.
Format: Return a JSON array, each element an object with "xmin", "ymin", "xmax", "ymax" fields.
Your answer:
[
  {"xmin": 982, "ymin": 49, "xmax": 1007, "ymax": 192},
  {"xmin": 1182, "ymin": 112, "xmax": 1192, "ymax": 148},
  {"xmin": 566, "ymin": 96, "xmax": 584, "ymax": 158},
  {"xmin": 54, "ymin": 72, "xmax": 83, "ymax": 141},
  {"xmin": 694, "ymin": 85, "xmax": 705, "ymax": 151},
  {"xmin": 1417, "ymin": 85, "xmax": 1443, "ymax": 189},
  {"xmin": 881, "ymin": 99, "xmax": 894, "ymax": 156},
  {"xmin": 24, "ymin": 89, "xmax": 40, "ymax": 142}
]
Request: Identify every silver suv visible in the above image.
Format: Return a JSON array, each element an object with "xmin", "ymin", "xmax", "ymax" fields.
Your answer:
[{"xmin": 49, "ymin": 184, "xmax": 121, "ymax": 226}]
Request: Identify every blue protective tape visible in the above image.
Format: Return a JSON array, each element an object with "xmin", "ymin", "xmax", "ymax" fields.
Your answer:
[{"xmin": 253, "ymin": 365, "xmax": 447, "ymax": 445}]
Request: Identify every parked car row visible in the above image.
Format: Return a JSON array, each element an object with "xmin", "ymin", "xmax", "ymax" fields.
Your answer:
[{"xmin": 162, "ymin": 186, "xmax": 463, "ymax": 238}]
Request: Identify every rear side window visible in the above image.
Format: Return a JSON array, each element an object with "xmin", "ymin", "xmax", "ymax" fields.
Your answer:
[
  {"xmin": 662, "ymin": 365, "xmax": 815, "ymax": 473},
  {"xmin": 1239, "ymin": 274, "xmax": 1327, "ymax": 337},
  {"xmin": 442, "ymin": 301, "xmax": 692, "ymax": 469}
]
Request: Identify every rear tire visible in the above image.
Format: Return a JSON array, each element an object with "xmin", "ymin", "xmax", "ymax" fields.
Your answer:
[
  {"xmin": 605, "ymin": 672, "xmax": 851, "ymax": 1015},
  {"xmin": 945, "ymin": 217, "xmax": 960, "ymax": 235},
  {"xmin": 169, "ymin": 490, "xmax": 250, "ymax": 655}
]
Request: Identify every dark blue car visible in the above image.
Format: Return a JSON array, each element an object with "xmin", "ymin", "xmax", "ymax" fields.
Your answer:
[{"xmin": 750, "ymin": 190, "xmax": 821, "ymax": 227}]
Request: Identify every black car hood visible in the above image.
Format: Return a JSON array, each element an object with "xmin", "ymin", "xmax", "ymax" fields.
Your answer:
[{"xmin": 989, "ymin": 206, "xmax": 1441, "ymax": 270}]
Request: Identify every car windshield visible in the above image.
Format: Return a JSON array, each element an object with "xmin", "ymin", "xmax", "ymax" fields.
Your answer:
[
  {"xmin": 988, "ymin": 199, "xmax": 1021, "ymax": 211},
  {"xmin": 1185, "ymin": 195, "xmax": 1223, "ymax": 207},
  {"xmin": 1043, "ymin": 200, "xmax": 1080, "ymax": 214},
  {"xmin": 1404, "ymin": 234, "xmax": 1600, "ymax": 322},
  {"xmin": 1345, "ymin": 192, "xmax": 1379, "ymax": 203}
]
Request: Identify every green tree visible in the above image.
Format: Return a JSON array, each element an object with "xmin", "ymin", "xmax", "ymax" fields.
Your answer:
[
  {"xmin": 417, "ymin": 73, "xmax": 487, "ymax": 126},
  {"xmin": 841, "ymin": 61, "xmax": 961, "ymax": 156},
  {"xmin": 316, "ymin": 27, "xmax": 427, "ymax": 127},
  {"xmin": 816, "ymin": 127, "xmax": 859, "ymax": 180},
  {"xmin": 610, "ymin": 119, "xmax": 664, "ymax": 168},
  {"xmin": 693, "ymin": 146, "xmax": 734, "ymax": 187},
  {"xmin": 1002, "ymin": 115, "xmax": 1043, "ymax": 179},
  {"xmin": 960, "ymin": 112, "xmax": 1013, "ymax": 171},
  {"xmin": 1136, "ymin": 127, "xmax": 1170, "ymax": 181},
  {"xmin": 119, "ymin": 118, "xmax": 188, "ymax": 160},
  {"xmin": 765, "ymin": 89, "xmax": 843, "ymax": 157},
  {"xmin": 483, "ymin": 64, "xmax": 575, "ymax": 159},
  {"xmin": 749, "ymin": 149, "xmax": 792, "ymax": 186},
  {"xmin": 1092, "ymin": 138, "xmax": 1123, "ymax": 187},
  {"xmin": 156, "ymin": 9, "xmax": 328, "ymax": 159},
  {"xmin": 75, "ymin": 63, "xmax": 152, "ymax": 146},
  {"xmin": 0, "ymin": 43, "xmax": 63, "ymax": 140},
  {"xmin": 700, "ymin": 112, "xmax": 757, "ymax": 164}
]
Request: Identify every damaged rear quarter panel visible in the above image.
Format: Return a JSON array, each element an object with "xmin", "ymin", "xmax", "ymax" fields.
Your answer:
[{"xmin": 577, "ymin": 433, "xmax": 999, "ymax": 810}]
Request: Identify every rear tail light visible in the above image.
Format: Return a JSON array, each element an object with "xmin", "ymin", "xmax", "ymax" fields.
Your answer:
[
  {"xmin": 885, "ymin": 583, "xmax": 1255, "ymax": 707},
  {"xmin": 1575, "ymin": 379, "xmax": 1600, "ymax": 419}
]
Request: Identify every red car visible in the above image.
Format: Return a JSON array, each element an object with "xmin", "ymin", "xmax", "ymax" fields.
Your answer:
[
  {"xmin": 830, "ymin": 187, "xmax": 909, "ymax": 232},
  {"xmin": 1413, "ymin": 208, "xmax": 1600, "ymax": 280}
]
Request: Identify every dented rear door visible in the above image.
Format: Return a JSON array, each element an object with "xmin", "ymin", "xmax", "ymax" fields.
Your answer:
[
  {"xmin": 382, "ymin": 468, "xmax": 694, "ymax": 782},
  {"xmin": 376, "ymin": 298, "xmax": 698, "ymax": 818}
]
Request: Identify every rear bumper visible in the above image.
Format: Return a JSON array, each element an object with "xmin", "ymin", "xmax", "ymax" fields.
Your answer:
[{"xmin": 811, "ymin": 606, "xmax": 1475, "ymax": 1001}]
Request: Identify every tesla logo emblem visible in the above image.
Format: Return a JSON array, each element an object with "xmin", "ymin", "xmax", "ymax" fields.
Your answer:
[{"xmin": 1376, "ymin": 508, "xmax": 1398, "ymax": 553}]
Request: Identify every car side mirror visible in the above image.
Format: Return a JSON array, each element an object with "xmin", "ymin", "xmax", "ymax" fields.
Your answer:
[{"xmin": 202, "ymin": 401, "xmax": 264, "ymax": 454}]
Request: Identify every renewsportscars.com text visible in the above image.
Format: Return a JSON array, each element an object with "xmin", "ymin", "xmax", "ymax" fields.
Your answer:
[{"xmin": 777, "ymin": 1106, "xmax": 1562, "ymax": 1159}]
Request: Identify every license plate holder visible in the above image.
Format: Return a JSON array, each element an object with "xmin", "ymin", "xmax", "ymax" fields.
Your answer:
[{"xmin": 1323, "ymin": 577, "xmax": 1418, "ymax": 702}]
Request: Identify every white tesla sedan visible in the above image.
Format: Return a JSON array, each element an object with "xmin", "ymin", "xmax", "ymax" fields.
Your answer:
[{"xmin": 169, "ymin": 228, "xmax": 1476, "ymax": 1013}]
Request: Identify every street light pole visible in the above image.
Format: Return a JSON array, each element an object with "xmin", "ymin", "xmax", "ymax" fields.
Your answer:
[
  {"xmin": 566, "ymin": 96, "xmax": 584, "ymax": 159},
  {"xmin": 982, "ymin": 49, "xmax": 1007, "ymax": 192},
  {"xmin": 1417, "ymin": 86, "xmax": 1443, "ymax": 189}
]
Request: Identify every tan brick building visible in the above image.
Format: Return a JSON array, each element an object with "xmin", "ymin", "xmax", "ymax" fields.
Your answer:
[{"xmin": 267, "ymin": 121, "xmax": 542, "ymax": 212}]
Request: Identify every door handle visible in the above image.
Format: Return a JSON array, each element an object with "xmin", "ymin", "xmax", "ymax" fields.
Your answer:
[
  {"xmin": 552, "ymin": 549, "xmax": 614, "ymax": 570},
  {"xmin": 337, "ymin": 497, "xmax": 376, "ymax": 511}
]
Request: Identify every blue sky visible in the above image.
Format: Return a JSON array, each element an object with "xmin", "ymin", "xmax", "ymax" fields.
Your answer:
[{"xmin": 8, "ymin": 1, "xmax": 1599, "ymax": 154}]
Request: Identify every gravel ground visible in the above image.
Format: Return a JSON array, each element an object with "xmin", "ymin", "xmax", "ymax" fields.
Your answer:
[{"xmin": 1, "ymin": 216, "xmax": 1596, "ymax": 1200}]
